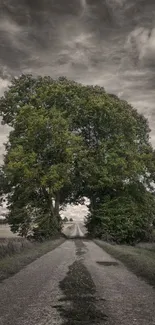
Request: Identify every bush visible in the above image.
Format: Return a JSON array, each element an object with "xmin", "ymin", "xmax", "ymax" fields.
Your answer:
[
  {"xmin": 86, "ymin": 187, "xmax": 155, "ymax": 244},
  {"xmin": 0, "ymin": 219, "xmax": 7, "ymax": 225},
  {"xmin": 32, "ymin": 215, "xmax": 62, "ymax": 241}
]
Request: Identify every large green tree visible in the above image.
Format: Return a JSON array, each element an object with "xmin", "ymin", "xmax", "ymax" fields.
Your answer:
[
  {"xmin": 1, "ymin": 99, "xmax": 82, "ymax": 237},
  {"xmin": 0, "ymin": 74, "xmax": 155, "ymax": 242}
]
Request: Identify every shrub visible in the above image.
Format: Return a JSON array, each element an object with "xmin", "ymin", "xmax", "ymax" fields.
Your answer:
[{"xmin": 86, "ymin": 187, "xmax": 155, "ymax": 244}]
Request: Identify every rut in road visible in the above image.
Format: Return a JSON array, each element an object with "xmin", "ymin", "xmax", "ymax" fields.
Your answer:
[{"xmin": 55, "ymin": 240, "xmax": 108, "ymax": 325}]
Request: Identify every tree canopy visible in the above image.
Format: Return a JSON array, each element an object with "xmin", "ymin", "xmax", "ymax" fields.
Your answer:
[{"xmin": 0, "ymin": 74, "xmax": 155, "ymax": 243}]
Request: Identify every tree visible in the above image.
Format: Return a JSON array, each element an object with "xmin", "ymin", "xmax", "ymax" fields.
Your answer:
[
  {"xmin": 86, "ymin": 183, "xmax": 155, "ymax": 244},
  {"xmin": 69, "ymin": 218, "xmax": 73, "ymax": 222},
  {"xmin": 1, "ymin": 103, "xmax": 82, "ymax": 238},
  {"xmin": 0, "ymin": 74, "xmax": 155, "ymax": 243},
  {"xmin": 64, "ymin": 84, "xmax": 155, "ymax": 243},
  {"xmin": 63, "ymin": 217, "xmax": 68, "ymax": 223}
]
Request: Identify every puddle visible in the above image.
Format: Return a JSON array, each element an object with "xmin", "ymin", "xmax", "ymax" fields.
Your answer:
[
  {"xmin": 75, "ymin": 239, "xmax": 88, "ymax": 258},
  {"xmin": 96, "ymin": 261, "xmax": 119, "ymax": 266},
  {"xmin": 55, "ymin": 258, "xmax": 108, "ymax": 325}
]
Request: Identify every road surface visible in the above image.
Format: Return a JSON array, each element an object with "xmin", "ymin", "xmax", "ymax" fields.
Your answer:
[
  {"xmin": 0, "ymin": 227, "xmax": 155, "ymax": 325},
  {"xmin": 62, "ymin": 222, "xmax": 86, "ymax": 238}
]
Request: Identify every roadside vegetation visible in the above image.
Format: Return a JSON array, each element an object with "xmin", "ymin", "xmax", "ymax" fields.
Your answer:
[
  {"xmin": 0, "ymin": 75, "xmax": 155, "ymax": 244},
  {"xmin": 0, "ymin": 237, "xmax": 65, "ymax": 282},
  {"xmin": 0, "ymin": 237, "xmax": 32, "ymax": 259},
  {"xmin": 95, "ymin": 240, "xmax": 155, "ymax": 287}
]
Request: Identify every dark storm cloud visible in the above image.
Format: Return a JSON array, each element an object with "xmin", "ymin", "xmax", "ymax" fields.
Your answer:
[
  {"xmin": 0, "ymin": 0, "xmax": 155, "ymax": 148},
  {"xmin": 0, "ymin": 0, "xmax": 155, "ymax": 219}
]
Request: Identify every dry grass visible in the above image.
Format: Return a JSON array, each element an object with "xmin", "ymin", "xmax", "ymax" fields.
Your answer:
[
  {"xmin": 0, "ymin": 237, "xmax": 65, "ymax": 282},
  {"xmin": 95, "ymin": 239, "xmax": 155, "ymax": 287},
  {"xmin": 0, "ymin": 238, "xmax": 32, "ymax": 259}
]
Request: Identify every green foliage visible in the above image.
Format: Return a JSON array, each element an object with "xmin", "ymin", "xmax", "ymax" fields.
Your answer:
[
  {"xmin": 86, "ymin": 184, "xmax": 155, "ymax": 244},
  {"xmin": 7, "ymin": 207, "xmax": 32, "ymax": 237},
  {"xmin": 0, "ymin": 74, "xmax": 155, "ymax": 243},
  {"xmin": 69, "ymin": 218, "xmax": 73, "ymax": 222},
  {"xmin": 63, "ymin": 217, "xmax": 68, "ymax": 223},
  {"xmin": 0, "ymin": 75, "xmax": 83, "ymax": 238}
]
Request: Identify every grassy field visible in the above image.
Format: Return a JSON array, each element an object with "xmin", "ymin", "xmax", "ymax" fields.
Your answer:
[
  {"xmin": 0, "ymin": 237, "xmax": 65, "ymax": 282},
  {"xmin": 0, "ymin": 225, "xmax": 18, "ymax": 238},
  {"xmin": 0, "ymin": 237, "xmax": 32, "ymax": 259},
  {"xmin": 95, "ymin": 240, "xmax": 155, "ymax": 287},
  {"xmin": 0, "ymin": 223, "xmax": 75, "ymax": 238}
]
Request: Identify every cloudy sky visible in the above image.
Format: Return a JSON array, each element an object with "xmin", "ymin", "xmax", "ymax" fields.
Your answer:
[
  {"xmin": 0, "ymin": 0, "xmax": 155, "ymax": 219},
  {"xmin": 61, "ymin": 198, "xmax": 89, "ymax": 221}
]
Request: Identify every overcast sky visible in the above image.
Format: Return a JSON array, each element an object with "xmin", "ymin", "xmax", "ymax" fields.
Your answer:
[
  {"xmin": 0, "ymin": 0, "xmax": 155, "ymax": 220},
  {"xmin": 61, "ymin": 198, "xmax": 89, "ymax": 221}
]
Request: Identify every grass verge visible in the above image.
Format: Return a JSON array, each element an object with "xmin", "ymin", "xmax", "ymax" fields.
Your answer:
[
  {"xmin": 0, "ymin": 237, "xmax": 65, "ymax": 282},
  {"xmin": 0, "ymin": 238, "xmax": 33, "ymax": 259},
  {"xmin": 94, "ymin": 239, "xmax": 155, "ymax": 287}
]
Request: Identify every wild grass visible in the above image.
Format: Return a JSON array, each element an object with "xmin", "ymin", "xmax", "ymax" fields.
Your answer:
[
  {"xmin": 95, "ymin": 239, "xmax": 155, "ymax": 287},
  {"xmin": 0, "ymin": 237, "xmax": 65, "ymax": 282},
  {"xmin": 0, "ymin": 237, "xmax": 32, "ymax": 259}
]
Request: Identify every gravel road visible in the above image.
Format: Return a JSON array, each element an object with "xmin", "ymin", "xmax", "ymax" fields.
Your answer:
[
  {"xmin": 67, "ymin": 222, "xmax": 85, "ymax": 238},
  {"xmin": 0, "ymin": 236, "xmax": 155, "ymax": 325}
]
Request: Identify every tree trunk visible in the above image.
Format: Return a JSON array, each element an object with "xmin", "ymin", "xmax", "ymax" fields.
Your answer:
[
  {"xmin": 55, "ymin": 192, "xmax": 60, "ymax": 217},
  {"xmin": 90, "ymin": 195, "xmax": 96, "ymax": 213},
  {"xmin": 42, "ymin": 187, "xmax": 61, "ymax": 233}
]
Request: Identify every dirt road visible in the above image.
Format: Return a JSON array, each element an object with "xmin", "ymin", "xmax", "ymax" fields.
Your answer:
[{"xmin": 0, "ymin": 236, "xmax": 155, "ymax": 325}]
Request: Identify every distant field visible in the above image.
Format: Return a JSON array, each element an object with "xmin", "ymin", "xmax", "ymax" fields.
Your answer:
[
  {"xmin": 0, "ymin": 223, "xmax": 74, "ymax": 238},
  {"xmin": 63, "ymin": 222, "xmax": 74, "ymax": 229},
  {"xmin": 0, "ymin": 222, "xmax": 86, "ymax": 238},
  {"xmin": 0, "ymin": 225, "xmax": 18, "ymax": 238}
]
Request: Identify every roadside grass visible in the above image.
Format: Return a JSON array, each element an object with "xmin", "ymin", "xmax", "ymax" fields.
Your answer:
[
  {"xmin": 0, "ymin": 238, "xmax": 32, "ymax": 259},
  {"xmin": 0, "ymin": 237, "xmax": 65, "ymax": 282},
  {"xmin": 94, "ymin": 239, "xmax": 155, "ymax": 287}
]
